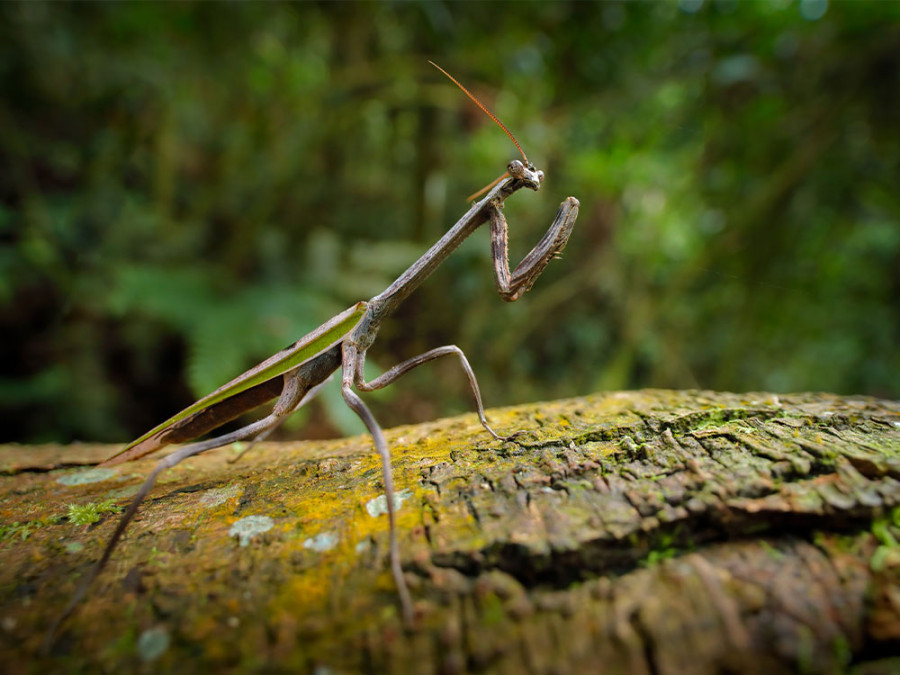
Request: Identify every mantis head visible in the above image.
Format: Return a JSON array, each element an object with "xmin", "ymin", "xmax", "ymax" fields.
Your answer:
[{"xmin": 508, "ymin": 159, "xmax": 543, "ymax": 191}]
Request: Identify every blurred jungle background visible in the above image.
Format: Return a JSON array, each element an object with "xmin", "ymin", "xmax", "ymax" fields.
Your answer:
[{"xmin": 2, "ymin": 1, "xmax": 898, "ymax": 445}]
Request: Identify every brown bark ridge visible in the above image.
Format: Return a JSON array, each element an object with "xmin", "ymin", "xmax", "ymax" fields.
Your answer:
[{"xmin": 0, "ymin": 390, "xmax": 898, "ymax": 674}]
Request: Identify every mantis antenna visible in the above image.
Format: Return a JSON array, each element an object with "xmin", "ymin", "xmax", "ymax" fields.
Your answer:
[{"xmin": 428, "ymin": 60, "xmax": 531, "ymax": 201}]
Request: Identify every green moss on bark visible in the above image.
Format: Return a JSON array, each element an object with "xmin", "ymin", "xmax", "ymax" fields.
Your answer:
[{"xmin": 0, "ymin": 390, "xmax": 898, "ymax": 672}]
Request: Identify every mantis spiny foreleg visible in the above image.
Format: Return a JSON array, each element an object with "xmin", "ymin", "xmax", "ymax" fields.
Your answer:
[{"xmin": 491, "ymin": 196, "xmax": 580, "ymax": 302}]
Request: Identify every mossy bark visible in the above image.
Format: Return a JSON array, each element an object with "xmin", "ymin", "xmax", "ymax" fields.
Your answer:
[{"xmin": 1, "ymin": 390, "xmax": 899, "ymax": 673}]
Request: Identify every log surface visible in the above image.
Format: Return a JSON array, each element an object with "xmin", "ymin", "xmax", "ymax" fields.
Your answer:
[{"xmin": 1, "ymin": 390, "xmax": 899, "ymax": 673}]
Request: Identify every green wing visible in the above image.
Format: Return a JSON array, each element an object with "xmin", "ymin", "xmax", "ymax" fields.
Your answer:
[{"xmin": 103, "ymin": 302, "xmax": 366, "ymax": 465}]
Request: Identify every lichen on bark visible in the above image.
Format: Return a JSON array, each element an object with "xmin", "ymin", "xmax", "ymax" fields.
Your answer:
[{"xmin": 0, "ymin": 390, "xmax": 898, "ymax": 673}]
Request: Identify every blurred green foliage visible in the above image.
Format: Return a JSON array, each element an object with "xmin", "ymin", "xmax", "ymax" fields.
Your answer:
[{"xmin": 1, "ymin": 1, "xmax": 898, "ymax": 444}]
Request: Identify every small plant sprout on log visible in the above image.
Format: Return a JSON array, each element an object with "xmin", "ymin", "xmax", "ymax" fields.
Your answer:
[{"xmin": 46, "ymin": 62, "xmax": 579, "ymax": 648}]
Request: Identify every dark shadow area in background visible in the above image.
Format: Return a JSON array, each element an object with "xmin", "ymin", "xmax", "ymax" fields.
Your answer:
[{"xmin": 1, "ymin": 0, "xmax": 898, "ymax": 444}]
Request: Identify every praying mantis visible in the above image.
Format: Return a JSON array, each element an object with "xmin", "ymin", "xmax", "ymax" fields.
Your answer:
[{"xmin": 47, "ymin": 62, "xmax": 579, "ymax": 644}]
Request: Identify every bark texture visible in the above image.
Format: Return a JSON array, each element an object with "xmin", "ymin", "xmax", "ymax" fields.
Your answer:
[{"xmin": 0, "ymin": 390, "xmax": 898, "ymax": 673}]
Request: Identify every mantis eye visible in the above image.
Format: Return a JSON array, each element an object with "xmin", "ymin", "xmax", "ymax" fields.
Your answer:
[{"xmin": 508, "ymin": 160, "xmax": 526, "ymax": 178}]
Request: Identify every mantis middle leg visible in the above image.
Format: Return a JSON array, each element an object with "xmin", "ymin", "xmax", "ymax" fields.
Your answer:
[{"xmin": 340, "ymin": 336, "xmax": 514, "ymax": 627}]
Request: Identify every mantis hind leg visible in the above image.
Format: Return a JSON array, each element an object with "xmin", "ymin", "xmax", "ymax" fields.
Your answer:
[{"xmin": 44, "ymin": 368, "xmax": 313, "ymax": 652}]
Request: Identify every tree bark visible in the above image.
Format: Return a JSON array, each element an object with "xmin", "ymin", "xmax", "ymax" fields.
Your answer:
[{"xmin": 1, "ymin": 390, "xmax": 898, "ymax": 673}]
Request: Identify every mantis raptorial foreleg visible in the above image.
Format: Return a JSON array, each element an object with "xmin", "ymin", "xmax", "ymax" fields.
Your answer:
[{"xmin": 491, "ymin": 196, "xmax": 580, "ymax": 302}]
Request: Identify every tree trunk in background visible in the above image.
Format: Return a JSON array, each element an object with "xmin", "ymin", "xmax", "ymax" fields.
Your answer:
[{"xmin": 1, "ymin": 390, "xmax": 898, "ymax": 673}]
